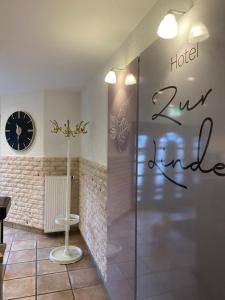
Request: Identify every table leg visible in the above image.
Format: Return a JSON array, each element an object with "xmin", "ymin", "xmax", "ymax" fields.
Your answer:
[{"xmin": 1, "ymin": 221, "xmax": 3, "ymax": 243}]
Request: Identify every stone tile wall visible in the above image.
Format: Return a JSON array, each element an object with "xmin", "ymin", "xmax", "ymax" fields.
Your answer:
[
  {"xmin": 0, "ymin": 157, "xmax": 79, "ymax": 229},
  {"xmin": 79, "ymin": 158, "xmax": 107, "ymax": 280},
  {"xmin": 0, "ymin": 156, "xmax": 107, "ymax": 280}
]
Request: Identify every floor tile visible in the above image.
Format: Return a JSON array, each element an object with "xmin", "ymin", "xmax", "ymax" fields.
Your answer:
[
  {"xmin": 142, "ymin": 294, "xmax": 176, "ymax": 300},
  {"xmin": 156, "ymin": 269, "xmax": 196, "ymax": 291},
  {"xmin": 4, "ymin": 262, "xmax": 36, "ymax": 280},
  {"xmin": 69, "ymin": 267, "xmax": 100, "ymax": 289},
  {"xmin": 4, "ymin": 227, "xmax": 15, "ymax": 235},
  {"xmin": 137, "ymin": 273, "xmax": 168, "ymax": 299},
  {"xmin": 4, "ymin": 232, "xmax": 15, "ymax": 242},
  {"xmin": 37, "ymin": 239, "xmax": 62, "ymax": 249},
  {"xmin": 73, "ymin": 285, "xmax": 108, "ymax": 300},
  {"xmin": 117, "ymin": 261, "xmax": 135, "ymax": 279},
  {"xmin": 37, "ymin": 290, "xmax": 74, "ymax": 300},
  {"xmin": 106, "ymin": 264, "xmax": 124, "ymax": 282},
  {"xmin": 69, "ymin": 233, "xmax": 85, "ymax": 244},
  {"xmin": 137, "ymin": 259, "xmax": 152, "ymax": 277},
  {"xmin": 67, "ymin": 255, "xmax": 94, "ymax": 271},
  {"xmin": 4, "ymin": 236, "xmax": 14, "ymax": 244},
  {"xmin": 14, "ymin": 231, "xmax": 43, "ymax": 241},
  {"xmin": 37, "ymin": 259, "xmax": 66, "ymax": 275},
  {"xmin": 11, "ymin": 240, "xmax": 36, "ymax": 251},
  {"xmin": 3, "ymin": 251, "xmax": 9, "ymax": 265},
  {"xmin": 1, "ymin": 265, "xmax": 7, "ymax": 279},
  {"xmin": 171, "ymin": 285, "xmax": 199, "ymax": 300},
  {"xmin": 105, "ymin": 279, "xmax": 134, "ymax": 300},
  {"xmin": 37, "ymin": 272, "xmax": 71, "ymax": 295},
  {"xmin": 3, "ymin": 276, "xmax": 35, "ymax": 299},
  {"xmin": 13, "ymin": 297, "xmax": 35, "ymax": 300},
  {"xmin": 37, "ymin": 247, "xmax": 53, "ymax": 260},
  {"xmin": 2, "ymin": 226, "xmax": 104, "ymax": 299},
  {"xmin": 127, "ymin": 277, "xmax": 135, "ymax": 290},
  {"xmin": 76, "ymin": 245, "xmax": 89, "ymax": 256},
  {"xmin": 8, "ymin": 249, "xmax": 36, "ymax": 264},
  {"xmin": 5, "ymin": 242, "xmax": 12, "ymax": 252}
]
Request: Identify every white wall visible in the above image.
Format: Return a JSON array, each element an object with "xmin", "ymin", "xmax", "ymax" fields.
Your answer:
[
  {"xmin": 44, "ymin": 90, "xmax": 80, "ymax": 157},
  {"xmin": 81, "ymin": 73, "xmax": 108, "ymax": 166},
  {"xmin": 0, "ymin": 92, "xmax": 44, "ymax": 157},
  {"xmin": 0, "ymin": 90, "xmax": 80, "ymax": 157},
  {"xmin": 80, "ymin": 0, "xmax": 193, "ymax": 166}
]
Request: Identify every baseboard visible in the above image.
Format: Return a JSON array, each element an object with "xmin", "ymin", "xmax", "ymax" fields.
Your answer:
[
  {"xmin": 4, "ymin": 221, "xmax": 79, "ymax": 235},
  {"xmin": 4, "ymin": 221, "xmax": 44, "ymax": 234}
]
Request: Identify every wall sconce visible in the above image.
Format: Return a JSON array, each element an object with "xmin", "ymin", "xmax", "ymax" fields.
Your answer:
[
  {"xmin": 104, "ymin": 69, "xmax": 117, "ymax": 84},
  {"xmin": 188, "ymin": 23, "xmax": 209, "ymax": 43},
  {"xmin": 157, "ymin": 10, "xmax": 186, "ymax": 39},
  {"xmin": 105, "ymin": 68, "xmax": 137, "ymax": 86},
  {"xmin": 125, "ymin": 73, "xmax": 137, "ymax": 86}
]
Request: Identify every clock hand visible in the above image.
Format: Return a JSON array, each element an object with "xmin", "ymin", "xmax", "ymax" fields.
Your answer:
[
  {"xmin": 16, "ymin": 124, "xmax": 22, "ymax": 145},
  {"xmin": 16, "ymin": 124, "xmax": 22, "ymax": 137}
]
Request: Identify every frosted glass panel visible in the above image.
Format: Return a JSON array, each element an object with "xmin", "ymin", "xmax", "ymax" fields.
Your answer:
[
  {"xmin": 137, "ymin": 0, "xmax": 225, "ymax": 299},
  {"xmin": 106, "ymin": 59, "xmax": 138, "ymax": 300}
]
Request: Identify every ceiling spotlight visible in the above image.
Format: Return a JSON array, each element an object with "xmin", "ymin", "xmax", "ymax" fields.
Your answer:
[
  {"xmin": 157, "ymin": 10, "xmax": 185, "ymax": 39},
  {"xmin": 125, "ymin": 73, "xmax": 137, "ymax": 86},
  {"xmin": 104, "ymin": 70, "xmax": 117, "ymax": 84}
]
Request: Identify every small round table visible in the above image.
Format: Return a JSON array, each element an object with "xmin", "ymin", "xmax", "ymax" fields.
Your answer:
[{"xmin": 49, "ymin": 214, "xmax": 83, "ymax": 264}]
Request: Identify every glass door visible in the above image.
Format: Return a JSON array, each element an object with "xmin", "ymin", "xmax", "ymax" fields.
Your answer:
[{"xmin": 137, "ymin": 0, "xmax": 225, "ymax": 299}]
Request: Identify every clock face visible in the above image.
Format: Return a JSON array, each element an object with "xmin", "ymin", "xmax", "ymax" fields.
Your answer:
[{"xmin": 5, "ymin": 111, "xmax": 35, "ymax": 151}]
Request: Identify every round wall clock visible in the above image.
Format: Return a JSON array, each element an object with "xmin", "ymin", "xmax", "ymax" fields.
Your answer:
[{"xmin": 5, "ymin": 111, "xmax": 35, "ymax": 151}]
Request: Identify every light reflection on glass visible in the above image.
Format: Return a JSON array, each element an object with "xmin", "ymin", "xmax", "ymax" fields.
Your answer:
[
  {"xmin": 153, "ymin": 195, "xmax": 163, "ymax": 201},
  {"xmin": 138, "ymin": 133, "xmax": 188, "ymax": 202},
  {"xmin": 138, "ymin": 135, "xmax": 148, "ymax": 149},
  {"xmin": 155, "ymin": 174, "xmax": 164, "ymax": 186},
  {"xmin": 138, "ymin": 163, "xmax": 145, "ymax": 175},
  {"xmin": 138, "ymin": 154, "xmax": 146, "ymax": 162},
  {"xmin": 137, "ymin": 176, "xmax": 144, "ymax": 187},
  {"xmin": 174, "ymin": 192, "xmax": 183, "ymax": 199},
  {"xmin": 187, "ymin": 76, "xmax": 196, "ymax": 81},
  {"xmin": 188, "ymin": 22, "xmax": 210, "ymax": 44},
  {"xmin": 137, "ymin": 135, "xmax": 148, "ymax": 201},
  {"xmin": 193, "ymin": 136, "xmax": 200, "ymax": 184},
  {"xmin": 168, "ymin": 107, "xmax": 183, "ymax": 118},
  {"xmin": 125, "ymin": 73, "xmax": 137, "ymax": 85},
  {"xmin": 154, "ymin": 132, "xmax": 185, "ymax": 201}
]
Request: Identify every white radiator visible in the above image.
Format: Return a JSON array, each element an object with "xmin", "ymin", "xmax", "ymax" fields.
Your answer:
[{"xmin": 44, "ymin": 176, "xmax": 68, "ymax": 233}]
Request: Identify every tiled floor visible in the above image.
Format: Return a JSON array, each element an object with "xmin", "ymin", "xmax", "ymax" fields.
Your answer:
[{"xmin": 2, "ymin": 226, "xmax": 109, "ymax": 300}]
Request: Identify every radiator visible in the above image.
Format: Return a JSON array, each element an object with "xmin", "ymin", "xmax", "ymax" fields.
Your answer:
[{"xmin": 44, "ymin": 176, "xmax": 68, "ymax": 233}]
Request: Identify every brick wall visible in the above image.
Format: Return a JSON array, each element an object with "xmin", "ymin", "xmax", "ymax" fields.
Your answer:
[
  {"xmin": 0, "ymin": 157, "xmax": 79, "ymax": 229},
  {"xmin": 79, "ymin": 158, "xmax": 107, "ymax": 280},
  {"xmin": 0, "ymin": 156, "xmax": 107, "ymax": 280}
]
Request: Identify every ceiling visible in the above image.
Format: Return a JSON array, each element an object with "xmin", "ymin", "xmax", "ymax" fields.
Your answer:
[{"xmin": 0, "ymin": 0, "xmax": 157, "ymax": 94}]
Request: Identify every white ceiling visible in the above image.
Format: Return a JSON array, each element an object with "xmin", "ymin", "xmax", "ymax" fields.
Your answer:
[{"xmin": 0, "ymin": 0, "xmax": 157, "ymax": 94}]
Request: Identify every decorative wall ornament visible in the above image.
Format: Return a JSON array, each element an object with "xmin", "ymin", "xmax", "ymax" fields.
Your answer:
[{"xmin": 110, "ymin": 110, "xmax": 130, "ymax": 152}]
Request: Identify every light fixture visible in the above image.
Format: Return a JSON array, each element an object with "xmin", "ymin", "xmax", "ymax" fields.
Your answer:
[
  {"xmin": 157, "ymin": 10, "xmax": 186, "ymax": 39},
  {"xmin": 188, "ymin": 23, "xmax": 209, "ymax": 43},
  {"xmin": 125, "ymin": 73, "xmax": 137, "ymax": 86},
  {"xmin": 105, "ymin": 68, "xmax": 137, "ymax": 85},
  {"xmin": 104, "ymin": 70, "xmax": 117, "ymax": 84}
]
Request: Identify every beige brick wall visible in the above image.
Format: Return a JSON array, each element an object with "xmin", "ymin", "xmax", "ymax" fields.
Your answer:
[
  {"xmin": 0, "ymin": 156, "xmax": 107, "ymax": 280},
  {"xmin": 79, "ymin": 158, "xmax": 107, "ymax": 280},
  {"xmin": 0, "ymin": 157, "xmax": 79, "ymax": 229}
]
